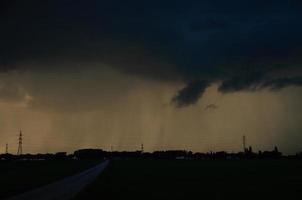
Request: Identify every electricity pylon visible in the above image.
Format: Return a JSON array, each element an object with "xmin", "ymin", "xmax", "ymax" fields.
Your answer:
[{"xmin": 17, "ymin": 130, "xmax": 22, "ymax": 155}]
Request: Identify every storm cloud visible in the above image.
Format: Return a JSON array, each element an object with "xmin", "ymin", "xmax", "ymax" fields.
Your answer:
[
  {"xmin": 1, "ymin": 0, "xmax": 302, "ymax": 106},
  {"xmin": 172, "ymin": 80, "xmax": 210, "ymax": 107}
]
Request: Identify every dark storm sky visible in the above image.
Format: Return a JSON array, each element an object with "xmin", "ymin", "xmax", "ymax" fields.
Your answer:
[{"xmin": 0, "ymin": 0, "xmax": 302, "ymax": 154}]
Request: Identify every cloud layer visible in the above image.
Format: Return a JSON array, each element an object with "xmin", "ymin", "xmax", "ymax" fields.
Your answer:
[{"xmin": 1, "ymin": 0, "xmax": 302, "ymax": 106}]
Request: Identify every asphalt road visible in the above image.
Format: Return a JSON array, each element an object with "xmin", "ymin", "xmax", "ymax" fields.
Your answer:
[{"xmin": 6, "ymin": 160, "xmax": 109, "ymax": 200}]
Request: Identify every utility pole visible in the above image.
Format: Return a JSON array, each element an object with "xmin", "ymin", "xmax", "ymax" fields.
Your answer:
[
  {"xmin": 17, "ymin": 130, "xmax": 22, "ymax": 155},
  {"xmin": 5, "ymin": 143, "xmax": 8, "ymax": 154},
  {"xmin": 243, "ymin": 135, "xmax": 246, "ymax": 152}
]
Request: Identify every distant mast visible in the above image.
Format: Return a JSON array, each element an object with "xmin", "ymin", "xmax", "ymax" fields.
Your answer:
[
  {"xmin": 17, "ymin": 130, "xmax": 23, "ymax": 155},
  {"xmin": 243, "ymin": 135, "xmax": 246, "ymax": 152},
  {"xmin": 5, "ymin": 143, "xmax": 8, "ymax": 154}
]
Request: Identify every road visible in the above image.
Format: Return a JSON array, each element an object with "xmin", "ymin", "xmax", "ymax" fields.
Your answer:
[{"xmin": 6, "ymin": 160, "xmax": 109, "ymax": 200}]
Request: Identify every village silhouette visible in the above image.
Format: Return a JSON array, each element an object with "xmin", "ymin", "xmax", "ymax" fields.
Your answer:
[
  {"xmin": 1, "ymin": 131, "xmax": 301, "ymax": 161},
  {"xmin": 2, "ymin": 145, "xmax": 302, "ymax": 161}
]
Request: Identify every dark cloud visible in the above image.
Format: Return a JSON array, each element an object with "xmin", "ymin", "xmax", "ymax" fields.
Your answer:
[
  {"xmin": 190, "ymin": 19, "xmax": 231, "ymax": 32},
  {"xmin": 218, "ymin": 76, "xmax": 302, "ymax": 93},
  {"xmin": 263, "ymin": 77, "xmax": 302, "ymax": 91},
  {"xmin": 1, "ymin": 0, "xmax": 302, "ymax": 107},
  {"xmin": 172, "ymin": 81, "xmax": 210, "ymax": 107},
  {"xmin": 218, "ymin": 69, "xmax": 265, "ymax": 93}
]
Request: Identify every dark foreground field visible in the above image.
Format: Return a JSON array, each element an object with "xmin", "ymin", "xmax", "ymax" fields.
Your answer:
[
  {"xmin": 75, "ymin": 159, "xmax": 302, "ymax": 200},
  {"xmin": 0, "ymin": 159, "xmax": 100, "ymax": 199}
]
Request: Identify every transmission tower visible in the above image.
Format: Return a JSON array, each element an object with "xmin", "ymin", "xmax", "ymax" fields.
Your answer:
[
  {"xmin": 17, "ymin": 130, "xmax": 22, "ymax": 155},
  {"xmin": 242, "ymin": 135, "xmax": 246, "ymax": 152},
  {"xmin": 5, "ymin": 143, "xmax": 8, "ymax": 154}
]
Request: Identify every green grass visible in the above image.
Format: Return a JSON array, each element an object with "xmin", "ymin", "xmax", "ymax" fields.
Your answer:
[
  {"xmin": 75, "ymin": 159, "xmax": 302, "ymax": 200},
  {"xmin": 0, "ymin": 159, "xmax": 101, "ymax": 199}
]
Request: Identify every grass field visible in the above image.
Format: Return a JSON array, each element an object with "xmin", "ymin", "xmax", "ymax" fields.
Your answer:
[
  {"xmin": 0, "ymin": 159, "xmax": 101, "ymax": 199},
  {"xmin": 74, "ymin": 159, "xmax": 302, "ymax": 200}
]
